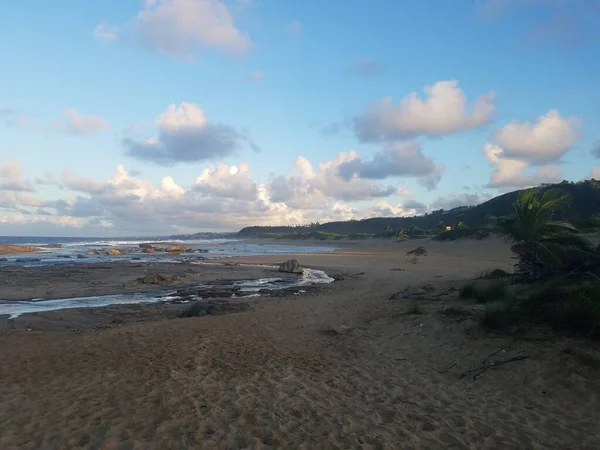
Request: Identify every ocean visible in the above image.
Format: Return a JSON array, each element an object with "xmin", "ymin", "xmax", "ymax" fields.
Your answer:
[{"xmin": 0, "ymin": 236, "xmax": 336, "ymax": 267}]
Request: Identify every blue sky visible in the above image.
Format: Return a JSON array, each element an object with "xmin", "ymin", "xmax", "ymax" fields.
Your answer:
[{"xmin": 1, "ymin": 0, "xmax": 599, "ymax": 236}]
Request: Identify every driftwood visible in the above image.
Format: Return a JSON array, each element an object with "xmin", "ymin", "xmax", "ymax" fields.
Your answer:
[
  {"xmin": 459, "ymin": 355, "xmax": 529, "ymax": 380},
  {"xmin": 405, "ymin": 246, "xmax": 427, "ymax": 264}
]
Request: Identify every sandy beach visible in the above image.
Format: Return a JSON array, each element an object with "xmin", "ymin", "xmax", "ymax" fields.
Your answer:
[{"xmin": 1, "ymin": 237, "xmax": 599, "ymax": 449}]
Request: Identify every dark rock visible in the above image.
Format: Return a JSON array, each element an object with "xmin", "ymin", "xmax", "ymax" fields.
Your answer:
[
  {"xmin": 0, "ymin": 258, "xmax": 7, "ymax": 262},
  {"xmin": 278, "ymin": 259, "xmax": 304, "ymax": 274},
  {"xmin": 137, "ymin": 273, "xmax": 178, "ymax": 285},
  {"xmin": 131, "ymin": 257, "xmax": 141, "ymax": 261},
  {"xmin": 179, "ymin": 300, "xmax": 250, "ymax": 318},
  {"xmin": 57, "ymin": 255, "xmax": 72, "ymax": 259},
  {"xmin": 328, "ymin": 324, "xmax": 351, "ymax": 335},
  {"xmin": 77, "ymin": 254, "xmax": 88, "ymax": 259},
  {"xmin": 139, "ymin": 243, "xmax": 154, "ymax": 248},
  {"xmin": 390, "ymin": 287, "xmax": 427, "ymax": 300},
  {"xmin": 331, "ymin": 273, "xmax": 344, "ymax": 281},
  {"xmin": 16, "ymin": 258, "xmax": 40, "ymax": 263}
]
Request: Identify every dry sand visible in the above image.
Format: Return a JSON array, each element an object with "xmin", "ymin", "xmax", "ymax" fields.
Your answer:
[{"xmin": 1, "ymin": 237, "xmax": 599, "ymax": 449}]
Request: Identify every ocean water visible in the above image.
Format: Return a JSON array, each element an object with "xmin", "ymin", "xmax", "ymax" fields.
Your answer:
[{"xmin": 0, "ymin": 236, "xmax": 336, "ymax": 267}]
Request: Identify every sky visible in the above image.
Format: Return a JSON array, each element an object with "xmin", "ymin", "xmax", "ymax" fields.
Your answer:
[{"xmin": 1, "ymin": 0, "xmax": 599, "ymax": 237}]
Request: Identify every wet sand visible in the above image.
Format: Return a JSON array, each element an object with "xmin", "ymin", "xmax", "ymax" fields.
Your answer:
[{"xmin": 1, "ymin": 238, "xmax": 599, "ymax": 449}]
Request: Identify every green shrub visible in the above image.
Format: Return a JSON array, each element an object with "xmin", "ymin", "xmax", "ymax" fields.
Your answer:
[
  {"xmin": 480, "ymin": 280, "xmax": 600, "ymax": 338},
  {"xmin": 460, "ymin": 281, "xmax": 509, "ymax": 304}
]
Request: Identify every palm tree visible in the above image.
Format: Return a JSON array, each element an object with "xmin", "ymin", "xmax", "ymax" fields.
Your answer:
[{"xmin": 492, "ymin": 188, "xmax": 593, "ymax": 279}]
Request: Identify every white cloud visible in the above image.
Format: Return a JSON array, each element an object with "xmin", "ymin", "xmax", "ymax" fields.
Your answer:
[
  {"xmin": 591, "ymin": 166, "xmax": 600, "ymax": 180},
  {"xmin": 53, "ymin": 108, "xmax": 110, "ymax": 135},
  {"xmin": 370, "ymin": 200, "xmax": 423, "ymax": 217},
  {"xmin": 2, "ymin": 155, "xmax": 412, "ymax": 234},
  {"xmin": 493, "ymin": 110, "xmax": 579, "ymax": 163},
  {"xmin": 123, "ymin": 102, "xmax": 255, "ymax": 165},
  {"xmin": 431, "ymin": 192, "xmax": 492, "ymax": 210},
  {"xmin": 354, "ymin": 80, "xmax": 495, "ymax": 141},
  {"xmin": 192, "ymin": 163, "xmax": 258, "ymax": 200},
  {"xmin": 0, "ymin": 157, "xmax": 34, "ymax": 192},
  {"xmin": 484, "ymin": 143, "xmax": 562, "ymax": 188},
  {"xmin": 268, "ymin": 153, "xmax": 396, "ymax": 209},
  {"xmin": 95, "ymin": 0, "xmax": 251, "ymax": 59},
  {"xmin": 337, "ymin": 142, "xmax": 444, "ymax": 190}
]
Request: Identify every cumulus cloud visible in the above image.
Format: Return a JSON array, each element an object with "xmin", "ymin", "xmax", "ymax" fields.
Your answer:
[
  {"xmin": 94, "ymin": 0, "xmax": 251, "ymax": 59},
  {"xmin": 431, "ymin": 192, "xmax": 492, "ymax": 210},
  {"xmin": 493, "ymin": 110, "xmax": 579, "ymax": 164},
  {"xmin": 0, "ymin": 157, "xmax": 34, "ymax": 192},
  {"xmin": 345, "ymin": 58, "xmax": 384, "ymax": 77},
  {"xmin": 123, "ymin": 102, "xmax": 255, "ymax": 165},
  {"xmin": 53, "ymin": 108, "xmax": 110, "ymax": 135},
  {"xmin": 591, "ymin": 166, "xmax": 600, "ymax": 180},
  {"xmin": 484, "ymin": 143, "xmax": 562, "ymax": 188},
  {"xmin": 370, "ymin": 200, "xmax": 424, "ymax": 217},
  {"xmin": 268, "ymin": 153, "xmax": 397, "ymax": 209},
  {"xmin": 337, "ymin": 142, "xmax": 444, "ymax": 190},
  {"xmin": 2, "ymin": 154, "xmax": 414, "ymax": 235},
  {"xmin": 354, "ymin": 80, "xmax": 495, "ymax": 141},
  {"xmin": 192, "ymin": 163, "xmax": 258, "ymax": 201}
]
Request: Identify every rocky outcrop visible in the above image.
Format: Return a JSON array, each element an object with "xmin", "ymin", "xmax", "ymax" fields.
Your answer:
[
  {"xmin": 0, "ymin": 244, "xmax": 42, "ymax": 255},
  {"xmin": 143, "ymin": 247, "xmax": 156, "ymax": 253},
  {"xmin": 179, "ymin": 300, "xmax": 250, "ymax": 318},
  {"xmin": 137, "ymin": 273, "xmax": 179, "ymax": 285},
  {"xmin": 166, "ymin": 246, "xmax": 187, "ymax": 253},
  {"xmin": 86, "ymin": 250, "xmax": 99, "ymax": 256},
  {"xmin": 278, "ymin": 259, "xmax": 304, "ymax": 274},
  {"xmin": 106, "ymin": 249, "xmax": 121, "ymax": 256}
]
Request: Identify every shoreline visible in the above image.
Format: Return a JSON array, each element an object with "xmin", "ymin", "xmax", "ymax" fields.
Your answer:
[{"xmin": 1, "ymin": 237, "xmax": 599, "ymax": 448}]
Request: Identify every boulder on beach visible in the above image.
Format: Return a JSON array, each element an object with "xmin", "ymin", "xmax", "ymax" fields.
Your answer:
[
  {"xmin": 86, "ymin": 250, "xmax": 98, "ymax": 256},
  {"xmin": 106, "ymin": 249, "xmax": 121, "ymax": 256},
  {"xmin": 278, "ymin": 259, "xmax": 304, "ymax": 274},
  {"xmin": 0, "ymin": 244, "xmax": 42, "ymax": 255},
  {"xmin": 166, "ymin": 246, "xmax": 187, "ymax": 253},
  {"xmin": 143, "ymin": 247, "xmax": 156, "ymax": 253}
]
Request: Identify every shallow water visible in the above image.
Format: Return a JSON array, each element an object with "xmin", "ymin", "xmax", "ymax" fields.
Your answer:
[{"xmin": 0, "ymin": 267, "xmax": 334, "ymax": 319}]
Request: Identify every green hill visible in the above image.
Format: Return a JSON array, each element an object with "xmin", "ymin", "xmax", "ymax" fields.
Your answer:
[{"xmin": 237, "ymin": 179, "xmax": 600, "ymax": 238}]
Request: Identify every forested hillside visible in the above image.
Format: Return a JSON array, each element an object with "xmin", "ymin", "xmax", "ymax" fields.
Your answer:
[{"xmin": 237, "ymin": 180, "xmax": 600, "ymax": 238}]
